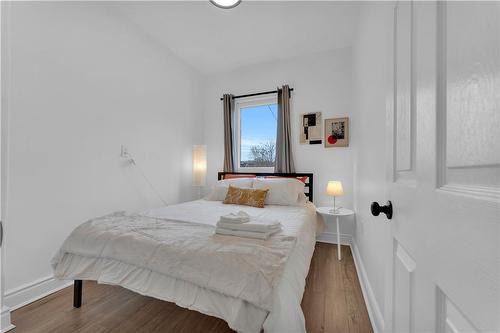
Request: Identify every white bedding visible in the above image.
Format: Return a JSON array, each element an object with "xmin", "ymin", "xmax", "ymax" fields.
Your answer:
[{"xmin": 52, "ymin": 200, "xmax": 323, "ymax": 333}]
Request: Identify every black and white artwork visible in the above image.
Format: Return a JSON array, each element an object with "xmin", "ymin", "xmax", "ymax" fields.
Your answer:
[
  {"xmin": 300, "ymin": 112, "xmax": 322, "ymax": 145},
  {"xmin": 325, "ymin": 117, "xmax": 349, "ymax": 147}
]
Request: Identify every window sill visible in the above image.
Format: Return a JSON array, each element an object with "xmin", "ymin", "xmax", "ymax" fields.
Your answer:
[{"xmin": 237, "ymin": 167, "xmax": 275, "ymax": 173}]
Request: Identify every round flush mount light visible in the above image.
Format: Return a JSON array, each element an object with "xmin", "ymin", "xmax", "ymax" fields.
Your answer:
[{"xmin": 210, "ymin": 0, "xmax": 241, "ymax": 9}]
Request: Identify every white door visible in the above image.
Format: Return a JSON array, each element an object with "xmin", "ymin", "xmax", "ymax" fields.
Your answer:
[{"xmin": 382, "ymin": 1, "xmax": 500, "ymax": 332}]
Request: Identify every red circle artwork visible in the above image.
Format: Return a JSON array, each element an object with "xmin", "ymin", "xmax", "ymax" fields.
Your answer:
[{"xmin": 328, "ymin": 135, "xmax": 337, "ymax": 144}]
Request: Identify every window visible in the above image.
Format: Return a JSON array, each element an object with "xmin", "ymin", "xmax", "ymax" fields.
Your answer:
[{"xmin": 235, "ymin": 97, "xmax": 277, "ymax": 171}]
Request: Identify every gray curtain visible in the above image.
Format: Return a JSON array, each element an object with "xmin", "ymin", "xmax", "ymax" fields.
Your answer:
[
  {"xmin": 223, "ymin": 94, "xmax": 236, "ymax": 172},
  {"xmin": 275, "ymin": 85, "xmax": 295, "ymax": 173}
]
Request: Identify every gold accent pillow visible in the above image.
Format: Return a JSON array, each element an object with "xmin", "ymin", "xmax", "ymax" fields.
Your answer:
[{"xmin": 223, "ymin": 185, "xmax": 269, "ymax": 208}]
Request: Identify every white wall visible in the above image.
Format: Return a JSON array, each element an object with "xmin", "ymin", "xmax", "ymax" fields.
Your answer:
[
  {"xmin": 351, "ymin": 3, "xmax": 393, "ymax": 331},
  {"xmin": 2, "ymin": 2, "xmax": 203, "ymax": 307},
  {"xmin": 203, "ymin": 49, "xmax": 355, "ymax": 237}
]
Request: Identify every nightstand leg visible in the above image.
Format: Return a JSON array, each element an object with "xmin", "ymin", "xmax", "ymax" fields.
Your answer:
[{"xmin": 336, "ymin": 216, "xmax": 341, "ymax": 260}]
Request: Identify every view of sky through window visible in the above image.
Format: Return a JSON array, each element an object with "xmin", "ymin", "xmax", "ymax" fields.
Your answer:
[{"xmin": 240, "ymin": 103, "xmax": 277, "ymax": 167}]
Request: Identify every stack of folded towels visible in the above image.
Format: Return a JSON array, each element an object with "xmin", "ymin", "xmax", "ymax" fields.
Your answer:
[{"xmin": 215, "ymin": 211, "xmax": 282, "ymax": 240}]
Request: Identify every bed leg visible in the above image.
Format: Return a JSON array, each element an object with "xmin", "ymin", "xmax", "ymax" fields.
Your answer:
[{"xmin": 73, "ymin": 280, "xmax": 82, "ymax": 308}]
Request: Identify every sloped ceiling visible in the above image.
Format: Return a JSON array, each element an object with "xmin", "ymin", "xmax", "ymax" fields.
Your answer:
[{"xmin": 108, "ymin": 1, "xmax": 361, "ymax": 75}]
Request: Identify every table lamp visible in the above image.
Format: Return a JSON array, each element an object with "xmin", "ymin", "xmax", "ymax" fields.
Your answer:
[{"xmin": 326, "ymin": 181, "xmax": 344, "ymax": 213}]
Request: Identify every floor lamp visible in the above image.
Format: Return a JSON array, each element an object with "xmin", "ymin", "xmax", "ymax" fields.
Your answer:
[{"xmin": 192, "ymin": 145, "xmax": 207, "ymax": 198}]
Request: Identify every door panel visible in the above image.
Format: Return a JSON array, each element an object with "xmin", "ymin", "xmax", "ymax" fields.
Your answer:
[
  {"xmin": 387, "ymin": 1, "xmax": 500, "ymax": 332},
  {"xmin": 437, "ymin": 289, "xmax": 480, "ymax": 333},
  {"xmin": 395, "ymin": 1, "xmax": 413, "ymax": 174},
  {"xmin": 440, "ymin": 1, "xmax": 500, "ymax": 196},
  {"xmin": 393, "ymin": 241, "xmax": 416, "ymax": 333}
]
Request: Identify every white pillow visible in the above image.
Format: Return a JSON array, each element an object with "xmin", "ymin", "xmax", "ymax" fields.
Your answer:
[
  {"xmin": 205, "ymin": 178, "xmax": 254, "ymax": 201},
  {"xmin": 252, "ymin": 178, "xmax": 305, "ymax": 206}
]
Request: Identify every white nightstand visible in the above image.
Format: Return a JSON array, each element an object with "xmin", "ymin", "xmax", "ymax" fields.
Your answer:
[{"xmin": 316, "ymin": 207, "xmax": 355, "ymax": 260}]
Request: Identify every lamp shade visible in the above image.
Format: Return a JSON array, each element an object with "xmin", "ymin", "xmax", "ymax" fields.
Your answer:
[
  {"xmin": 326, "ymin": 181, "xmax": 344, "ymax": 197},
  {"xmin": 192, "ymin": 145, "xmax": 207, "ymax": 186}
]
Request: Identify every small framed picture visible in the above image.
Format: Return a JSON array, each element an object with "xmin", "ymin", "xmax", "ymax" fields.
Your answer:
[
  {"xmin": 324, "ymin": 117, "xmax": 349, "ymax": 147},
  {"xmin": 300, "ymin": 112, "xmax": 322, "ymax": 145}
]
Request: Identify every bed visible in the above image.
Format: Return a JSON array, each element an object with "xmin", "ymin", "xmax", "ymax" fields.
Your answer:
[{"xmin": 52, "ymin": 172, "xmax": 322, "ymax": 333}]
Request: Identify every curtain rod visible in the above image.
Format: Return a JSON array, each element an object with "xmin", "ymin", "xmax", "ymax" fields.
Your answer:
[{"xmin": 219, "ymin": 88, "xmax": 294, "ymax": 101}]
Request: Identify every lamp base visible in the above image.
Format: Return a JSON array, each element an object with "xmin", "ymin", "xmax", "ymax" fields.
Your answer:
[{"xmin": 329, "ymin": 196, "xmax": 342, "ymax": 214}]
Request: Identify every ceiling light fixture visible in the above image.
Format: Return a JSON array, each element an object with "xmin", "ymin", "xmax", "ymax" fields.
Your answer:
[{"xmin": 210, "ymin": 0, "xmax": 241, "ymax": 9}]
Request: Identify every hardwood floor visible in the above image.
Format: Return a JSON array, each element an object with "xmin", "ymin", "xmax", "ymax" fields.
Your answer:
[
  {"xmin": 11, "ymin": 243, "xmax": 373, "ymax": 333},
  {"xmin": 302, "ymin": 243, "xmax": 373, "ymax": 333}
]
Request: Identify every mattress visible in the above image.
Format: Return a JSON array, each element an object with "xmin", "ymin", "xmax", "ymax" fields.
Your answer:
[{"xmin": 52, "ymin": 200, "xmax": 323, "ymax": 333}]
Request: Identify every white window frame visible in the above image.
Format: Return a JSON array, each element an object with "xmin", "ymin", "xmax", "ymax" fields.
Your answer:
[{"xmin": 234, "ymin": 95, "xmax": 277, "ymax": 173}]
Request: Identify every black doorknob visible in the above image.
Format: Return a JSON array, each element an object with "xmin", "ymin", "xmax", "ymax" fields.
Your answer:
[{"xmin": 371, "ymin": 201, "xmax": 393, "ymax": 220}]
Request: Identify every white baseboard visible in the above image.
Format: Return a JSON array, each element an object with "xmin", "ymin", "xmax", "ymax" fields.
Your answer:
[
  {"xmin": 4, "ymin": 275, "xmax": 72, "ymax": 311},
  {"xmin": 316, "ymin": 231, "xmax": 352, "ymax": 245},
  {"xmin": 350, "ymin": 239, "xmax": 385, "ymax": 333},
  {"xmin": 1, "ymin": 306, "xmax": 15, "ymax": 332}
]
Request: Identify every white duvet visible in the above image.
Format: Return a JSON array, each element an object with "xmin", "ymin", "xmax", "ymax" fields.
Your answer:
[{"xmin": 52, "ymin": 200, "xmax": 322, "ymax": 333}]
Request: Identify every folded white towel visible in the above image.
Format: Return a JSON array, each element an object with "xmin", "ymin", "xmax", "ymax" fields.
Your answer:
[
  {"xmin": 217, "ymin": 219, "xmax": 281, "ymax": 233},
  {"xmin": 215, "ymin": 226, "xmax": 281, "ymax": 240},
  {"xmin": 219, "ymin": 211, "xmax": 250, "ymax": 224}
]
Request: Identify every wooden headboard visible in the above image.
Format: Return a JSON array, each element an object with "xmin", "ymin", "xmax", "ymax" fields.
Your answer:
[{"xmin": 217, "ymin": 172, "xmax": 314, "ymax": 203}]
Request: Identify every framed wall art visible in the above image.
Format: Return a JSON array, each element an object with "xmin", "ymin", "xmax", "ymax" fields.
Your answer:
[
  {"xmin": 325, "ymin": 117, "xmax": 349, "ymax": 147},
  {"xmin": 300, "ymin": 112, "xmax": 322, "ymax": 145}
]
